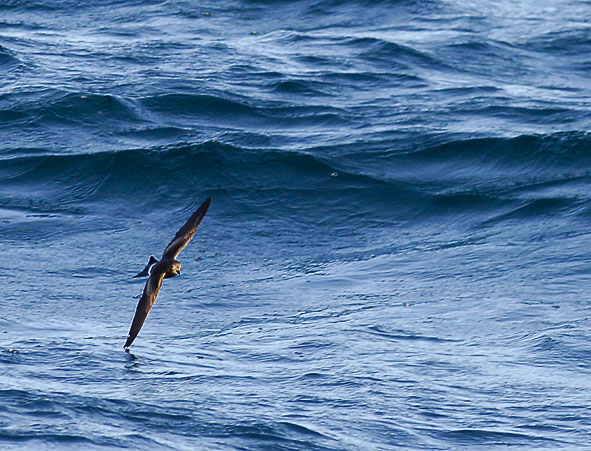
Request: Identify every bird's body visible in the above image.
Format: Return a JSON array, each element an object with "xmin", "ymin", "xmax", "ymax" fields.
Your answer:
[{"xmin": 124, "ymin": 197, "xmax": 211, "ymax": 348}]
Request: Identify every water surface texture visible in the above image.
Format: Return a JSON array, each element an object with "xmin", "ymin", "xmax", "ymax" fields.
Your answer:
[{"xmin": 1, "ymin": 0, "xmax": 591, "ymax": 449}]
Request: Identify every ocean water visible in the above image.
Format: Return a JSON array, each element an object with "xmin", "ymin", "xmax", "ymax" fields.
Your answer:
[{"xmin": 1, "ymin": 0, "xmax": 591, "ymax": 449}]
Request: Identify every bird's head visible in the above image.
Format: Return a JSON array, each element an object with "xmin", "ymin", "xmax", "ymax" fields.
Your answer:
[{"xmin": 171, "ymin": 260, "xmax": 182, "ymax": 277}]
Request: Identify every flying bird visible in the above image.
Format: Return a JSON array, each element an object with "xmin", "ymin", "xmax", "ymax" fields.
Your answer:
[{"xmin": 124, "ymin": 197, "xmax": 211, "ymax": 348}]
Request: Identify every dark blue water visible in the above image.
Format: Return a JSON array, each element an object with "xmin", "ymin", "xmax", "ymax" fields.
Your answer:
[{"xmin": 1, "ymin": 0, "xmax": 591, "ymax": 449}]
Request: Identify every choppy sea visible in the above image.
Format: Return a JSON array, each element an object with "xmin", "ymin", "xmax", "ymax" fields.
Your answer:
[{"xmin": 1, "ymin": 0, "xmax": 591, "ymax": 449}]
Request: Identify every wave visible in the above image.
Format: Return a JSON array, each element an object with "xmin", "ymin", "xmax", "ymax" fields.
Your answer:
[
  {"xmin": 139, "ymin": 92, "xmax": 352, "ymax": 129},
  {"xmin": 0, "ymin": 44, "xmax": 23, "ymax": 73},
  {"xmin": 525, "ymin": 28, "xmax": 591, "ymax": 56},
  {"xmin": 0, "ymin": 90, "xmax": 141, "ymax": 128},
  {"xmin": 0, "ymin": 88, "xmax": 352, "ymax": 132},
  {"xmin": 0, "ymin": 388, "xmax": 334, "ymax": 449},
  {"xmin": 347, "ymin": 36, "xmax": 441, "ymax": 70},
  {"xmin": 1, "ymin": 132, "xmax": 589, "ymax": 228}
]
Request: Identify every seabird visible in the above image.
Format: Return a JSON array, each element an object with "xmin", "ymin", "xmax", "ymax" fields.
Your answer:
[{"xmin": 124, "ymin": 197, "xmax": 211, "ymax": 348}]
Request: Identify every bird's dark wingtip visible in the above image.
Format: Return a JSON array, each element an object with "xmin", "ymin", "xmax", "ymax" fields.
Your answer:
[
  {"xmin": 133, "ymin": 256, "xmax": 159, "ymax": 278},
  {"xmin": 198, "ymin": 197, "xmax": 211, "ymax": 217}
]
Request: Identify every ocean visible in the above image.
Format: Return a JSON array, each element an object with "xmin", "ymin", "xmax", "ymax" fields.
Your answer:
[{"xmin": 1, "ymin": 0, "xmax": 590, "ymax": 449}]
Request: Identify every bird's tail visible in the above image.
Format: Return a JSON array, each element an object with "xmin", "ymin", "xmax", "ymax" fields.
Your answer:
[{"xmin": 133, "ymin": 256, "xmax": 159, "ymax": 278}]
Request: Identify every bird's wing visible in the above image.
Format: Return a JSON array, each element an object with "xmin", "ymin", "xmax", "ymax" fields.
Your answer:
[
  {"xmin": 162, "ymin": 197, "xmax": 211, "ymax": 260},
  {"xmin": 124, "ymin": 267, "xmax": 166, "ymax": 348}
]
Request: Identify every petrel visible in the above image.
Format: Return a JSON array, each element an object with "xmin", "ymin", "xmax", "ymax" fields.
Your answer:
[{"xmin": 124, "ymin": 197, "xmax": 211, "ymax": 348}]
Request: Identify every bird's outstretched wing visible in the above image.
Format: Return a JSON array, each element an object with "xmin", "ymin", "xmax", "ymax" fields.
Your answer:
[
  {"xmin": 124, "ymin": 268, "xmax": 166, "ymax": 348},
  {"xmin": 162, "ymin": 197, "xmax": 211, "ymax": 260}
]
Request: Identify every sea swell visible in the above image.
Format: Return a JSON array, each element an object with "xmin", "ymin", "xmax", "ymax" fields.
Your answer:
[{"xmin": 1, "ymin": 131, "xmax": 589, "ymax": 237}]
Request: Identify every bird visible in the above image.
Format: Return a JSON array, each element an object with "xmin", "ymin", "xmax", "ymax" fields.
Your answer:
[{"xmin": 123, "ymin": 197, "xmax": 211, "ymax": 348}]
